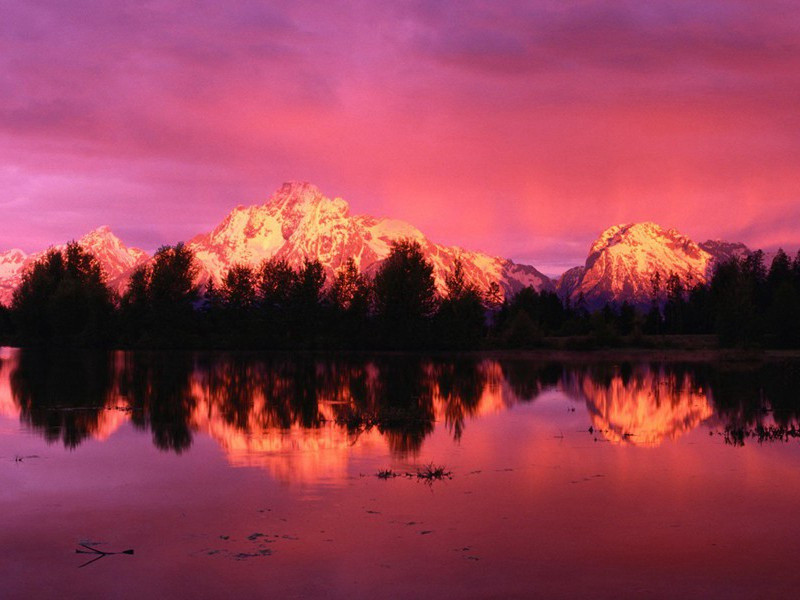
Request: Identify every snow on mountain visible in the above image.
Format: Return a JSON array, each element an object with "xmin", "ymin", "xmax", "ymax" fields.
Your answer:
[
  {"xmin": 560, "ymin": 222, "xmax": 716, "ymax": 307},
  {"xmin": 188, "ymin": 182, "xmax": 552, "ymax": 297},
  {"xmin": 0, "ymin": 227, "xmax": 149, "ymax": 306},
  {"xmin": 0, "ymin": 248, "xmax": 27, "ymax": 306},
  {"xmin": 74, "ymin": 226, "xmax": 150, "ymax": 292}
]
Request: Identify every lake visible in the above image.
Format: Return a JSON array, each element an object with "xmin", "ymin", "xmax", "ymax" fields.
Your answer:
[{"xmin": 2, "ymin": 347, "xmax": 799, "ymax": 599}]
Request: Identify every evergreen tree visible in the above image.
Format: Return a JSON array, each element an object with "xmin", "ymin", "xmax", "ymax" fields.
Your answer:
[
  {"xmin": 256, "ymin": 258, "xmax": 297, "ymax": 347},
  {"xmin": 373, "ymin": 239, "xmax": 438, "ymax": 348},
  {"xmin": 119, "ymin": 242, "xmax": 199, "ymax": 346},
  {"xmin": 11, "ymin": 243, "xmax": 114, "ymax": 345},
  {"xmin": 289, "ymin": 258, "xmax": 327, "ymax": 347},
  {"xmin": 329, "ymin": 258, "xmax": 372, "ymax": 347},
  {"xmin": 435, "ymin": 259, "xmax": 485, "ymax": 348}
]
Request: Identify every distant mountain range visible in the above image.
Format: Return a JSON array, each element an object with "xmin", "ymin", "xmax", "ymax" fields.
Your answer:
[
  {"xmin": 0, "ymin": 182, "xmax": 772, "ymax": 308},
  {"xmin": 0, "ymin": 182, "xmax": 551, "ymax": 306}
]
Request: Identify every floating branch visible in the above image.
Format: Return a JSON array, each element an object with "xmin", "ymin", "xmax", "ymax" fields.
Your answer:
[{"xmin": 75, "ymin": 543, "xmax": 134, "ymax": 568}]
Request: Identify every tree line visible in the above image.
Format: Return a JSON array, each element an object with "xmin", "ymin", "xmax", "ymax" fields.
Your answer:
[{"xmin": 1, "ymin": 240, "xmax": 799, "ymax": 349}]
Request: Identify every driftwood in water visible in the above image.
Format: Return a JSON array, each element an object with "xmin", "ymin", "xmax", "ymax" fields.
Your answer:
[{"xmin": 75, "ymin": 543, "xmax": 134, "ymax": 568}]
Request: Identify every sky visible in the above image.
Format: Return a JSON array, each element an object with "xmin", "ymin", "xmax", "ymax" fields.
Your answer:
[{"xmin": 2, "ymin": 0, "xmax": 799, "ymax": 275}]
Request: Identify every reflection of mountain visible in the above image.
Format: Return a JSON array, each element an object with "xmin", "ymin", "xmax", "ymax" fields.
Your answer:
[
  {"xmin": 4, "ymin": 349, "xmax": 799, "ymax": 477},
  {"xmin": 562, "ymin": 365, "xmax": 713, "ymax": 446}
]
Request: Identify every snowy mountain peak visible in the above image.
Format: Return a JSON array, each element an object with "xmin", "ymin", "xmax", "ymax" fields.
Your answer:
[
  {"xmin": 560, "ymin": 222, "xmax": 715, "ymax": 307},
  {"xmin": 187, "ymin": 183, "xmax": 552, "ymax": 297},
  {"xmin": 0, "ymin": 248, "xmax": 26, "ymax": 263},
  {"xmin": 78, "ymin": 225, "xmax": 126, "ymax": 248},
  {"xmin": 267, "ymin": 181, "xmax": 350, "ymax": 240},
  {"xmin": 558, "ymin": 222, "xmax": 755, "ymax": 307}
]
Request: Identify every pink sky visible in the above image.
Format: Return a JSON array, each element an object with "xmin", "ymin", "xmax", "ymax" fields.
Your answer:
[{"xmin": 2, "ymin": 0, "xmax": 799, "ymax": 274}]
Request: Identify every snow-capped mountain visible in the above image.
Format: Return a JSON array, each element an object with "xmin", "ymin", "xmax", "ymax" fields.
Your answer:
[
  {"xmin": 557, "ymin": 222, "xmax": 750, "ymax": 307},
  {"xmin": 0, "ymin": 227, "xmax": 149, "ymax": 306},
  {"xmin": 0, "ymin": 249, "xmax": 27, "ymax": 307},
  {"xmin": 187, "ymin": 182, "xmax": 552, "ymax": 297}
]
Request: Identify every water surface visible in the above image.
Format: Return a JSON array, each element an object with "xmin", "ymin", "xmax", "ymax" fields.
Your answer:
[{"xmin": 2, "ymin": 348, "xmax": 799, "ymax": 598}]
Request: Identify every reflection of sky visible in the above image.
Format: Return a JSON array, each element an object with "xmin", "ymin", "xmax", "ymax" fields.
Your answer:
[{"xmin": 3, "ymin": 2, "xmax": 800, "ymax": 268}]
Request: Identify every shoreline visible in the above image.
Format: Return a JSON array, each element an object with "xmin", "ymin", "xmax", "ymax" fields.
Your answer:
[{"xmin": 3, "ymin": 343, "xmax": 800, "ymax": 363}]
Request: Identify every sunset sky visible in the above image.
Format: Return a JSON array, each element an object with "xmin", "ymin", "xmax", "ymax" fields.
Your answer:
[{"xmin": 2, "ymin": 0, "xmax": 799, "ymax": 274}]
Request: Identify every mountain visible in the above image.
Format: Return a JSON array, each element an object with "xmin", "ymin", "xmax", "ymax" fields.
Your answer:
[
  {"xmin": 0, "ymin": 183, "xmax": 551, "ymax": 306},
  {"xmin": 0, "ymin": 227, "xmax": 149, "ymax": 306},
  {"xmin": 698, "ymin": 239, "xmax": 752, "ymax": 264},
  {"xmin": 0, "ymin": 249, "xmax": 27, "ymax": 306},
  {"xmin": 187, "ymin": 182, "xmax": 552, "ymax": 297},
  {"xmin": 557, "ymin": 222, "xmax": 751, "ymax": 307}
]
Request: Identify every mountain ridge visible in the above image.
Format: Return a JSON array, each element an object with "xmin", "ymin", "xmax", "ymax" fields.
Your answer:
[
  {"xmin": 1, "ymin": 184, "xmax": 771, "ymax": 309},
  {"xmin": 0, "ymin": 182, "xmax": 552, "ymax": 306},
  {"xmin": 185, "ymin": 182, "xmax": 553, "ymax": 298}
]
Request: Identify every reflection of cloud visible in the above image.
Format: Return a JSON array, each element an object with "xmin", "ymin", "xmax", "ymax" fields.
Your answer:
[{"xmin": 563, "ymin": 366, "xmax": 713, "ymax": 446}]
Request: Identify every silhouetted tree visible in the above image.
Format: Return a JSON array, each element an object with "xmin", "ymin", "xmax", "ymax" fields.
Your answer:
[
  {"xmin": 485, "ymin": 281, "xmax": 503, "ymax": 307},
  {"xmin": 221, "ymin": 264, "xmax": 257, "ymax": 311},
  {"xmin": 373, "ymin": 239, "xmax": 438, "ymax": 348},
  {"xmin": 329, "ymin": 258, "xmax": 372, "ymax": 347},
  {"xmin": 11, "ymin": 243, "xmax": 114, "ymax": 346},
  {"xmin": 289, "ymin": 258, "xmax": 327, "ymax": 347},
  {"xmin": 435, "ymin": 259, "xmax": 485, "ymax": 348},
  {"xmin": 119, "ymin": 242, "xmax": 199, "ymax": 346},
  {"xmin": 709, "ymin": 258, "xmax": 761, "ymax": 346},
  {"xmin": 663, "ymin": 272, "xmax": 686, "ymax": 333},
  {"xmin": 258, "ymin": 258, "xmax": 296, "ymax": 307},
  {"xmin": 0, "ymin": 303, "xmax": 13, "ymax": 339}
]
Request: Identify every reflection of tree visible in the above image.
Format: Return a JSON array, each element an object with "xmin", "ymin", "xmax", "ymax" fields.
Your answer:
[
  {"xmin": 10, "ymin": 350, "xmax": 113, "ymax": 448},
  {"xmin": 11, "ymin": 347, "xmax": 800, "ymax": 459},
  {"xmin": 707, "ymin": 362, "xmax": 800, "ymax": 430},
  {"xmin": 373, "ymin": 357, "xmax": 435, "ymax": 455},
  {"xmin": 197, "ymin": 353, "xmax": 260, "ymax": 431},
  {"xmin": 433, "ymin": 359, "xmax": 485, "ymax": 441},
  {"xmin": 500, "ymin": 360, "xmax": 562, "ymax": 402},
  {"xmin": 119, "ymin": 352, "xmax": 196, "ymax": 453}
]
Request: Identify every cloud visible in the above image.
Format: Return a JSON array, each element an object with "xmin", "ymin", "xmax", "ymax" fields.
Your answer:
[{"xmin": 1, "ymin": 0, "xmax": 799, "ymax": 268}]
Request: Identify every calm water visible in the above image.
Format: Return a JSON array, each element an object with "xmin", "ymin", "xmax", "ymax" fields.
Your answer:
[{"xmin": 2, "ymin": 347, "xmax": 800, "ymax": 599}]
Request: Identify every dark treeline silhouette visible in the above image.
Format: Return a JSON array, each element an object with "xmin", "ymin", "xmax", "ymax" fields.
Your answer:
[
  {"xmin": 8, "ymin": 243, "xmax": 114, "ymax": 346},
  {"xmin": 492, "ymin": 248, "xmax": 800, "ymax": 349},
  {"xmin": 7, "ymin": 350, "xmax": 800, "ymax": 453},
  {"xmin": 2, "ymin": 239, "xmax": 800, "ymax": 349}
]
